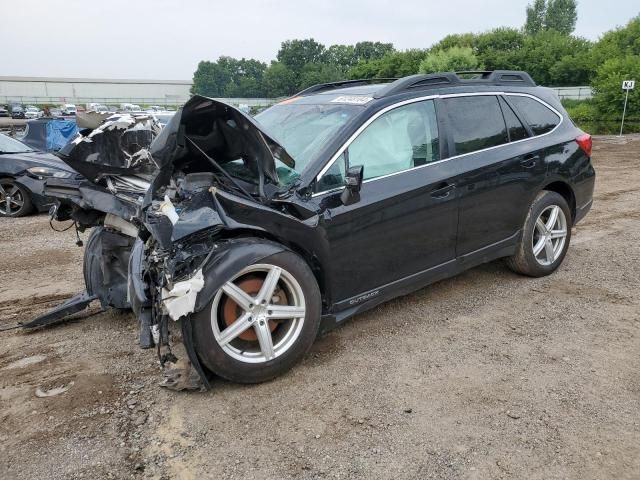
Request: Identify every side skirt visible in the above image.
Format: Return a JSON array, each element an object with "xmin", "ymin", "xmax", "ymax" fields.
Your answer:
[{"xmin": 319, "ymin": 231, "xmax": 520, "ymax": 333}]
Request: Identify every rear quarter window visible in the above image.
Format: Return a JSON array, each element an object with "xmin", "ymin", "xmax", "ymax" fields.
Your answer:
[{"xmin": 507, "ymin": 95, "xmax": 561, "ymax": 136}]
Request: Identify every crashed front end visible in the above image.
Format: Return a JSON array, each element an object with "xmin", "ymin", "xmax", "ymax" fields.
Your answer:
[{"xmin": 43, "ymin": 96, "xmax": 304, "ymax": 390}]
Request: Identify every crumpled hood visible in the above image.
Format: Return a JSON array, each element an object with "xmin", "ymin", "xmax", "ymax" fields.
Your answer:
[
  {"xmin": 150, "ymin": 95, "xmax": 294, "ymax": 185},
  {"xmin": 56, "ymin": 114, "xmax": 161, "ymax": 182},
  {"xmin": 56, "ymin": 96, "xmax": 294, "ymax": 188}
]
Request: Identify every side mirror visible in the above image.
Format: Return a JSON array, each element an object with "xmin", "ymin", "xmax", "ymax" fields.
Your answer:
[{"xmin": 340, "ymin": 165, "xmax": 363, "ymax": 206}]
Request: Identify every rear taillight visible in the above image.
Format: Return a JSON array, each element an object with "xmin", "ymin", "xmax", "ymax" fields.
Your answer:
[{"xmin": 576, "ymin": 133, "xmax": 592, "ymax": 157}]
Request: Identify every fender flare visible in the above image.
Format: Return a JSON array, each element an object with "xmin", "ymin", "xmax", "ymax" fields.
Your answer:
[{"xmin": 193, "ymin": 237, "xmax": 288, "ymax": 313}]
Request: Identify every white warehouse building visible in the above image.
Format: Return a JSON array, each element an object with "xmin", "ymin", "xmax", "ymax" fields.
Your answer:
[{"xmin": 0, "ymin": 76, "xmax": 193, "ymax": 106}]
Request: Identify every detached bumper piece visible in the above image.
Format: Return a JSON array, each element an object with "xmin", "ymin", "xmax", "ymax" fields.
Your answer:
[{"xmin": 19, "ymin": 291, "xmax": 100, "ymax": 329}]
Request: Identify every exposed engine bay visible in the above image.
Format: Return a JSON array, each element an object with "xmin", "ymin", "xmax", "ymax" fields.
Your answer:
[{"xmin": 35, "ymin": 96, "xmax": 322, "ymax": 391}]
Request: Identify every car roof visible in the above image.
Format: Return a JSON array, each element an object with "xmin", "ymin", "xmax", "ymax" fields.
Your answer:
[{"xmin": 292, "ymin": 71, "xmax": 541, "ymax": 106}]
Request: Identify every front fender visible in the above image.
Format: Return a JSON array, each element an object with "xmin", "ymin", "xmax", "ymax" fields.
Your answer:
[{"xmin": 193, "ymin": 238, "xmax": 288, "ymax": 313}]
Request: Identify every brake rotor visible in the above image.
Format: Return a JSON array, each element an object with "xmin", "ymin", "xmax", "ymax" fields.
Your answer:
[{"xmin": 222, "ymin": 276, "xmax": 286, "ymax": 341}]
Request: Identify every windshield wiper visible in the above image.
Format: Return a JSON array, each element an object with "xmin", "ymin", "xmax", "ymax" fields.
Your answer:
[{"xmin": 185, "ymin": 136, "xmax": 258, "ymax": 203}]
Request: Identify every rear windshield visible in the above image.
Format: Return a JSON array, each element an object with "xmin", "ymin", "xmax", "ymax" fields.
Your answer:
[{"xmin": 255, "ymin": 103, "xmax": 361, "ymax": 176}]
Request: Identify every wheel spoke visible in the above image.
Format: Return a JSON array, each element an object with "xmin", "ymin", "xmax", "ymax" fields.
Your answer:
[
  {"xmin": 544, "ymin": 238, "xmax": 555, "ymax": 263},
  {"xmin": 545, "ymin": 206, "xmax": 559, "ymax": 230},
  {"xmin": 10, "ymin": 197, "xmax": 23, "ymax": 207},
  {"xmin": 256, "ymin": 266, "xmax": 281, "ymax": 304},
  {"xmin": 218, "ymin": 312, "xmax": 253, "ymax": 346},
  {"xmin": 268, "ymin": 305, "xmax": 306, "ymax": 320},
  {"xmin": 535, "ymin": 218, "xmax": 547, "ymax": 235},
  {"xmin": 254, "ymin": 321, "xmax": 275, "ymax": 360},
  {"xmin": 0, "ymin": 184, "xmax": 6, "ymax": 196},
  {"xmin": 8, "ymin": 186, "xmax": 18, "ymax": 196},
  {"xmin": 533, "ymin": 237, "xmax": 546, "ymax": 256},
  {"xmin": 549, "ymin": 229, "xmax": 566, "ymax": 239},
  {"xmin": 221, "ymin": 281, "xmax": 254, "ymax": 312}
]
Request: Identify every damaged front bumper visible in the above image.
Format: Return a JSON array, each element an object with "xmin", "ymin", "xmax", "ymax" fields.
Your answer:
[{"xmin": 32, "ymin": 99, "xmax": 315, "ymax": 390}]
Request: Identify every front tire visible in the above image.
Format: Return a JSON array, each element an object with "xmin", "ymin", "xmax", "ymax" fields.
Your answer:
[
  {"xmin": 506, "ymin": 190, "xmax": 572, "ymax": 277},
  {"xmin": 192, "ymin": 249, "xmax": 321, "ymax": 383},
  {"xmin": 0, "ymin": 178, "xmax": 33, "ymax": 217}
]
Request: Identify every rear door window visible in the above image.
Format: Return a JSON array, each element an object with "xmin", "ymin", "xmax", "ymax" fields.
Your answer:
[
  {"xmin": 499, "ymin": 97, "xmax": 529, "ymax": 142},
  {"xmin": 507, "ymin": 95, "xmax": 560, "ymax": 135},
  {"xmin": 443, "ymin": 95, "xmax": 508, "ymax": 156}
]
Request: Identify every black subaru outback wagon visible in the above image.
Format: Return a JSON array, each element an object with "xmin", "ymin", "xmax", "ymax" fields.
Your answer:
[{"xmin": 44, "ymin": 70, "xmax": 594, "ymax": 387}]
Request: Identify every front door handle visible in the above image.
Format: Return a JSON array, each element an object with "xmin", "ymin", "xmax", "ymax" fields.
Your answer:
[
  {"xmin": 520, "ymin": 154, "xmax": 540, "ymax": 169},
  {"xmin": 430, "ymin": 182, "xmax": 455, "ymax": 199}
]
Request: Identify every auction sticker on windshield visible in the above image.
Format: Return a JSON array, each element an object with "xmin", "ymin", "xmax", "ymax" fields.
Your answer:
[{"xmin": 331, "ymin": 95, "xmax": 373, "ymax": 104}]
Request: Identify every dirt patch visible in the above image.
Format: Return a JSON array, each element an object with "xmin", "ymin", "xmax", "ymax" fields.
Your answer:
[{"xmin": 0, "ymin": 135, "xmax": 639, "ymax": 479}]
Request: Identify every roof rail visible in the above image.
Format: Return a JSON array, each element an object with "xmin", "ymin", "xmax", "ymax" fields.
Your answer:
[
  {"xmin": 373, "ymin": 70, "xmax": 536, "ymax": 98},
  {"xmin": 295, "ymin": 78, "xmax": 397, "ymax": 97}
]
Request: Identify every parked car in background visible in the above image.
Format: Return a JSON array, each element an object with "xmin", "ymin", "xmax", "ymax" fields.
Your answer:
[
  {"xmin": 10, "ymin": 105, "xmax": 25, "ymax": 119},
  {"xmin": 146, "ymin": 105, "xmax": 163, "ymax": 112},
  {"xmin": 121, "ymin": 103, "xmax": 142, "ymax": 113},
  {"xmin": 0, "ymin": 106, "xmax": 9, "ymax": 117},
  {"xmin": 49, "ymin": 108, "xmax": 63, "ymax": 117},
  {"xmin": 0, "ymin": 133, "xmax": 78, "ymax": 217},
  {"xmin": 61, "ymin": 104, "xmax": 77, "ymax": 115},
  {"xmin": 24, "ymin": 106, "xmax": 43, "ymax": 119}
]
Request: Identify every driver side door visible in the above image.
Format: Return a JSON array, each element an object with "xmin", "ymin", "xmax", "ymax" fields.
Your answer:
[{"xmin": 313, "ymin": 99, "xmax": 460, "ymax": 306}]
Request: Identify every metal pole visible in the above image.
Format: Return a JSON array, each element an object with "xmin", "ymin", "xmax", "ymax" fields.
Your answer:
[{"xmin": 619, "ymin": 88, "xmax": 630, "ymax": 137}]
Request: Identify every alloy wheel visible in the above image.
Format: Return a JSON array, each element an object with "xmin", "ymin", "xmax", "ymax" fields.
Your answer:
[
  {"xmin": 0, "ymin": 181, "xmax": 25, "ymax": 216},
  {"xmin": 532, "ymin": 205, "xmax": 567, "ymax": 266},
  {"xmin": 211, "ymin": 264, "xmax": 306, "ymax": 364}
]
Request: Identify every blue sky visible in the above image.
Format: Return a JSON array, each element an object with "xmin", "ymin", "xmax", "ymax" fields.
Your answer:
[{"xmin": 1, "ymin": 0, "xmax": 638, "ymax": 79}]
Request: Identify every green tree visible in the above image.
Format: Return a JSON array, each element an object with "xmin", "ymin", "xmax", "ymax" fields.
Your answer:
[
  {"xmin": 592, "ymin": 55, "xmax": 640, "ymax": 119},
  {"xmin": 298, "ymin": 63, "xmax": 345, "ymax": 89},
  {"xmin": 277, "ymin": 39, "xmax": 326, "ymax": 73},
  {"xmin": 591, "ymin": 15, "xmax": 640, "ymax": 65},
  {"xmin": 525, "ymin": 0, "xmax": 547, "ymax": 35},
  {"xmin": 191, "ymin": 60, "xmax": 231, "ymax": 97},
  {"xmin": 524, "ymin": 0, "xmax": 577, "ymax": 35},
  {"xmin": 191, "ymin": 56, "xmax": 267, "ymax": 98},
  {"xmin": 428, "ymin": 33, "xmax": 477, "ymax": 51},
  {"xmin": 518, "ymin": 30, "xmax": 592, "ymax": 85},
  {"xmin": 353, "ymin": 41, "xmax": 395, "ymax": 62},
  {"xmin": 262, "ymin": 62, "xmax": 297, "ymax": 97},
  {"xmin": 419, "ymin": 47, "xmax": 481, "ymax": 74},
  {"xmin": 545, "ymin": 0, "xmax": 578, "ymax": 35},
  {"xmin": 475, "ymin": 28, "xmax": 526, "ymax": 70},
  {"xmin": 348, "ymin": 49, "xmax": 428, "ymax": 79}
]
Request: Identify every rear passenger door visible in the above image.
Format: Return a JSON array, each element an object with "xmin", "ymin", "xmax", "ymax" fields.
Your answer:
[{"xmin": 442, "ymin": 94, "xmax": 545, "ymax": 259}]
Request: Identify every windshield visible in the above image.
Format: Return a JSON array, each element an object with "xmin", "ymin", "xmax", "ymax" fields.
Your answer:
[
  {"xmin": 0, "ymin": 134, "xmax": 34, "ymax": 153},
  {"xmin": 254, "ymin": 102, "xmax": 361, "ymax": 184}
]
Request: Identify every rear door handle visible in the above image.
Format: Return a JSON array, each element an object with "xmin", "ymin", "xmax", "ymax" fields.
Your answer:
[
  {"xmin": 430, "ymin": 182, "xmax": 455, "ymax": 199},
  {"xmin": 520, "ymin": 154, "xmax": 540, "ymax": 169}
]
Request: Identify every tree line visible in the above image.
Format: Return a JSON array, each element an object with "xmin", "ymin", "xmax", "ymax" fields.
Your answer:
[{"xmin": 191, "ymin": 0, "xmax": 639, "ymax": 121}]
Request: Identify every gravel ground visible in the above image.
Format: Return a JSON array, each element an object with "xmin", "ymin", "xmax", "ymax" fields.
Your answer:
[{"xmin": 1, "ymin": 136, "xmax": 639, "ymax": 480}]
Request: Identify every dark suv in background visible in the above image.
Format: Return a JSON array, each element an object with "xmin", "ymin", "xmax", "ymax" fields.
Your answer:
[{"xmin": 44, "ymin": 70, "xmax": 595, "ymax": 387}]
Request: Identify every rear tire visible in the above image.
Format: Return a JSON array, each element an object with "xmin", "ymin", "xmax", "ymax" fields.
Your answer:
[
  {"xmin": 192, "ymin": 249, "xmax": 321, "ymax": 384},
  {"xmin": 506, "ymin": 190, "xmax": 572, "ymax": 277},
  {"xmin": 0, "ymin": 178, "xmax": 33, "ymax": 217}
]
